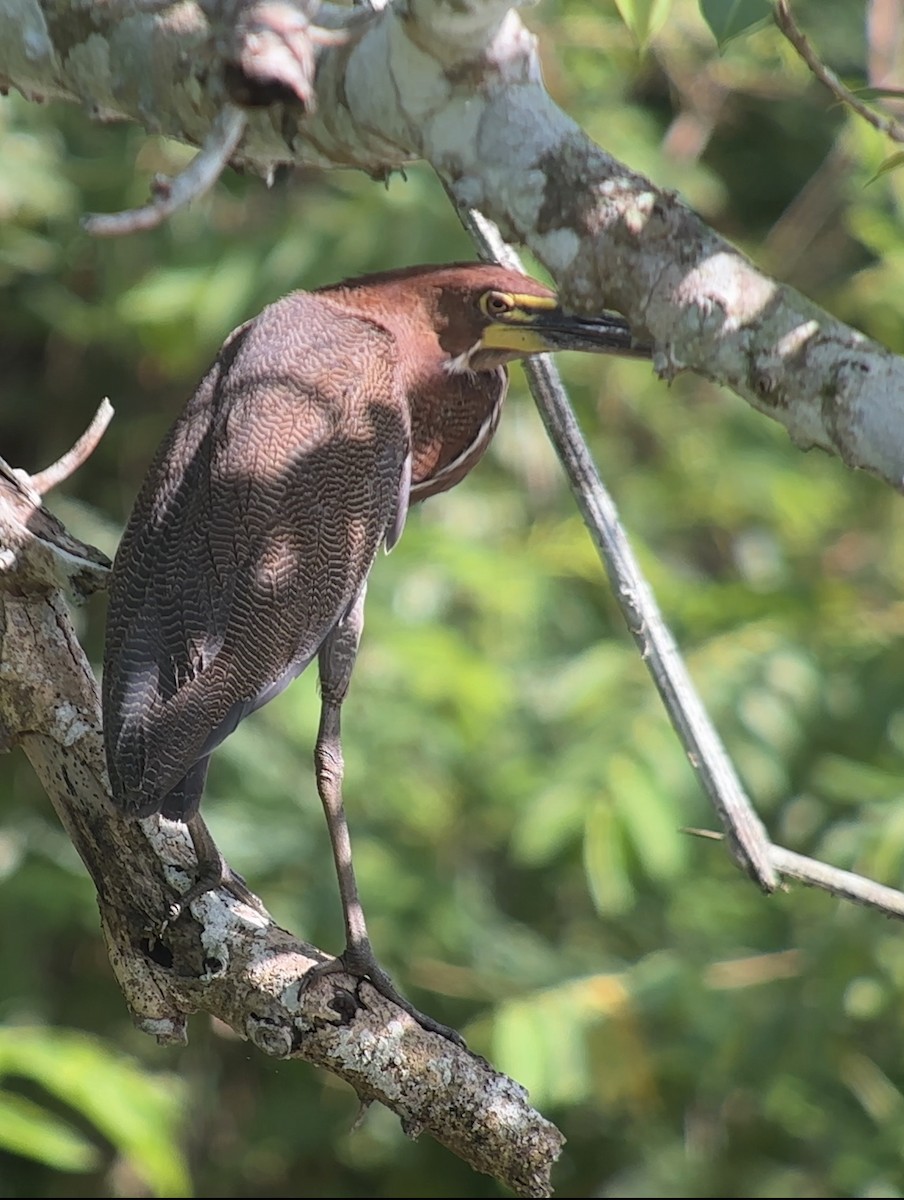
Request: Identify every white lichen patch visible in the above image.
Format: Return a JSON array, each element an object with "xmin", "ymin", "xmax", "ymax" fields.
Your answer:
[
  {"xmin": 678, "ymin": 251, "xmax": 778, "ymax": 329},
  {"xmin": 775, "ymin": 319, "xmax": 820, "ymax": 360},
  {"xmin": 534, "ymin": 227, "xmax": 580, "ymax": 276},
  {"xmin": 53, "ymin": 701, "xmax": 95, "ymax": 746}
]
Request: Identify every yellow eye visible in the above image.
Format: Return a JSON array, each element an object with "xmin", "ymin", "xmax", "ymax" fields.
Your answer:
[{"xmin": 480, "ymin": 291, "xmax": 515, "ymax": 318}]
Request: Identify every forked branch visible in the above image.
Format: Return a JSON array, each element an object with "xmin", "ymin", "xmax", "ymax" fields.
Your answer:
[{"xmin": 460, "ymin": 205, "xmax": 904, "ymax": 923}]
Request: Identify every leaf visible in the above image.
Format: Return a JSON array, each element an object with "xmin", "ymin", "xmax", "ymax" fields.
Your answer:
[
  {"xmin": 583, "ymin": 800, "xmax": 634, "ymax": 914},
  {"xmin": 0, "ymin": 1090, "xmax": 100, "ymax": 1172},
  {"xmin": 699, "ymin": 0, "xmax": 773, "ymax": 47},
  {"xmin": 609, "ymin": 753, "xmax": 686, "ymax": 882},
  {"xmin": 0, "ymin": 1027, "xmax": 191, "ymax": 1197},
  {"xmin": 116, "ymin": 266, "xmax": 208, "ymax": 326},
  {"xmin": 491, "ymin": 989, "xmax": 594, "ymax": 1108},
  {"xmin": 852, "ymin": 87, "xmax": 904, "ymax": 102},
  {"xmin": 491, "ymin": 1000, "xmax": 550, "ymax": 1102},
  {"xmin": 613, "ymin": 0, "xmax": 674, "ymax": 48},
  {"xmin": 867, "ymin": 152, "xmax": 904, "ymax": 185},
  {"xmin": 510, "ymin": 782, "xmax": 588, "ymax": 867}
]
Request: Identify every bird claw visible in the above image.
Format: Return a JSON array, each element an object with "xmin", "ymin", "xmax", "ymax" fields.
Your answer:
[
  {"xmin": 301, "ymin": 948, "xmax": 465, "ymax": 1047},
  {"xmin": 148, "ymin": 866, "xmax": 266, "ymax": 944}
]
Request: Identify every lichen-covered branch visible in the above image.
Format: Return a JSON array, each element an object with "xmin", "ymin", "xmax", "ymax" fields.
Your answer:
[
  {"xmin": 0, "ymin": 447, "xmax": 563, "ymax": 1199},
  {"xmin": 1, "ymin": 1, "xmax": 902, "ymax": 486}
]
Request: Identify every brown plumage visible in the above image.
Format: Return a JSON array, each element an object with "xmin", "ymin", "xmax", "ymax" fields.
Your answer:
[{"xmin": 103, "ymin": 262, "xmax": 649, "ymax": 1039}]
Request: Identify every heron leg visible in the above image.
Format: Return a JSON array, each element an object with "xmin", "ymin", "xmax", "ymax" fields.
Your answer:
[
  {"xmin": 305, "ymin": 587, "xmax": 463, "ymax": 1045},
  {"xmin": 161, "ymin": 813, "xmax": 266, "ymax": 927},
  {"xmin": 153, "ymin": 756, "xmax": 265, "ymax": 926}
]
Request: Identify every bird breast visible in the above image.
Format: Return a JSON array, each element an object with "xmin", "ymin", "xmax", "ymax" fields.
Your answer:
[{"xmin": 408, "ymin": 366, "xmax": 508, "ymax": 502}]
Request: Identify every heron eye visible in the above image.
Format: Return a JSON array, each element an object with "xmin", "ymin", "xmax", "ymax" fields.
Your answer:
[{"xmin": 481, "ymin": 291, "xmax": 514, "ymax": 318}]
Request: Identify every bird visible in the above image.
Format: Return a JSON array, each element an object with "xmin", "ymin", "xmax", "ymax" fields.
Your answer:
[{"xmin": 102, "ymin": 261, "xmax": 651, "ymax": 1039}]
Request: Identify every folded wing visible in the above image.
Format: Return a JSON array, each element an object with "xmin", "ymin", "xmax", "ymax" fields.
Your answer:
[{"xmin": 103, "ymin": 292, "xmax": 411, "ymax": 818}]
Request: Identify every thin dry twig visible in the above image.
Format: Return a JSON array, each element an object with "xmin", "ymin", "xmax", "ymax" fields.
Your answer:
[
  {"xmin": 82, "ymin": 106, "xmax": 248, "ymax": 237},
  {"xmin": 27, "ymin": 399, "xmax": 114, "ymax": 496},
  {"xmin": 774, "ymin": 0, "xmax": 904, "ymax": 144},
  {"xmin": 768, "ymin": 844, "xmax": 904, "ymax": 916},
  {"xmin": 456, "ymin": 202, "xmax": 777, "ymax": 893},
  {"xmin": 686, "ymin": 828, "xmax": 904, "ymax": 920},
  {"xmin": 455, "ymin": 205, "xmax": 904, "ymax": 923}
]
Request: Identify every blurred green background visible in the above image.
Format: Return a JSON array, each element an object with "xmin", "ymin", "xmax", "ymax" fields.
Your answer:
[{"xmin": 3, "ymin": 0, "xmax": 904, "ymax": 1195}]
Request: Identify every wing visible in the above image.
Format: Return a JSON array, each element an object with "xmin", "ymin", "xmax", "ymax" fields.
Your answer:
[{"xmin": 103, "ymin": 292, "xmax": 411, "ymax": 816}]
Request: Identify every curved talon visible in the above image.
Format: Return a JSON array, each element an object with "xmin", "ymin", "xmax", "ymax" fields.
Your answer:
[
  {"xmin": 145, "ymin": 868, "xmax": 264, "ymax": 952},
  {"xmin": 167, "ymin": 874, "xmax": 265, "ymax": 925},
  {"xmin": 152, "ymin": 815, "xmax": 268, "ymax": 932}
]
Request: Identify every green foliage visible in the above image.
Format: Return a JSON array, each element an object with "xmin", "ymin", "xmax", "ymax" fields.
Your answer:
[
  {"xmin": 613, "ymin": 0, "xmax": 674, "ymax": 48},
  {"xmin": 698, "ymin": 0, "xmax": 772, "ymax": 47},
  {"xmin": 0, "ymin": 1028, "xmax": 189, "ymax": 1194},
  {"xmin": 868, "ymin": 151, "xmax": 904, "ymax": 184},
  {"xmin": 3, "ymin": 1, "xmax": 904, "ymax": 1196}
]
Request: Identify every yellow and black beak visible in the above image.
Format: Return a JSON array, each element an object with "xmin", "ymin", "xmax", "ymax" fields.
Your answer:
[{"xmin": 480, "ymin": 295, "xmax": 651, "ymax": 360}]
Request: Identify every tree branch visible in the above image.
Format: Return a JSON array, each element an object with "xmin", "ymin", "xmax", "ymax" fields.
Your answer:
[
  {"xmin": 0, "ymin": 443, "xmax": 563, "ymax": 1199},
  {"xmin": 456, "ymin": 204, "xmax": 777, "ymax": 892},
  {"xmin": 774, "ymin": 0, "xmax": 904, "ymax": 144},
  {"xmin": 686, "ymin": 830, "xmax": 904, "ymax": 920},
  {"xmin": 83, "ymin": 106, "xmax": 248, "ymax": 236},
  {"xmin": 2, "ymin": 2, "xmax": 902, "ymax": 485},
  {"xmin": 460, "ymin": 207, "xmax": 904, "ymax": 928},
  {"xmin": 26, "ymin": 399, "xmax": 114, "ymax": 494}
]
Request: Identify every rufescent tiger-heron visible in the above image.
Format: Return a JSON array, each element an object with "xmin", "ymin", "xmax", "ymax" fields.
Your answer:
[{"xmin": 103, "ymin": 262, "xmax": 651, "ymax": 1040}]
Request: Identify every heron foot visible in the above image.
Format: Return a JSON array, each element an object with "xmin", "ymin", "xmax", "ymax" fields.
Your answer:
[
  {"xmin": 302, "ymin": 942, "xmax": 465, "ymax": 1047},
  {"xmin": 162, "ymin": 864, "xmax": 266, "ymax": 930}
]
